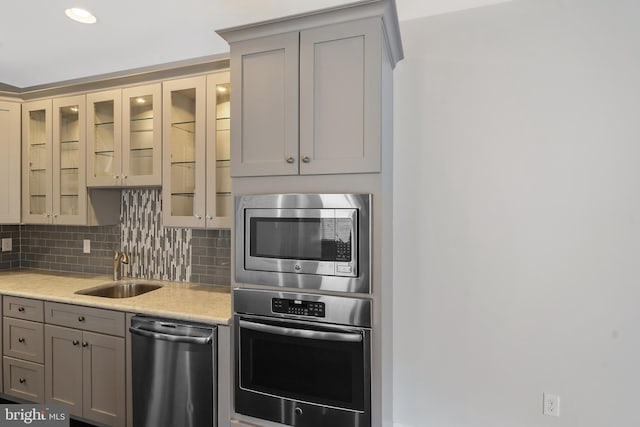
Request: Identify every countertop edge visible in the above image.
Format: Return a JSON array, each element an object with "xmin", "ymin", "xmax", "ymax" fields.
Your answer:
[{"xmin": 0, "ymin": 271, "xmax": 232, "ymax": 326}]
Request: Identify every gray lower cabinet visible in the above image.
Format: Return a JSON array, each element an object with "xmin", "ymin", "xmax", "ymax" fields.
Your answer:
[
  {"xmin": 3, "ymin": 357, "xmax": 45, "ymax": 403},
  {"xmin": 45, "ymin": 304, "xmax": 126, "ymax": 427},
  {"xmin": 2, "ymin": 296, "xmax": 45, "ymax": 403},
  {"xmin": 3, "ymin": 318, "xmax": 45, "ymax": 363},
  {"xmin": 45, "ymin": 325, "xmax": 83, "ymax": 412}
]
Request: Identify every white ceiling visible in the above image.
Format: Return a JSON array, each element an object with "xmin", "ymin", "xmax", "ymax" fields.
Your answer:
[{"xmin": 0, "ymin": 0, "xmax": 512, "ymax": 88}]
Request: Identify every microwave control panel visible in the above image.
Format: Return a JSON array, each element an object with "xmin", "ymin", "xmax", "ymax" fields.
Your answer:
[{"xmin": 272, "ymin": 298, "xmax": 326, "ymax": 318}]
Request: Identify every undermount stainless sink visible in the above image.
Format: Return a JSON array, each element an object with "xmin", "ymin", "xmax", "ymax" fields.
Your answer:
[{"xmin": 75, "ymin": 282, "xmax": 162, "ymax": 298}]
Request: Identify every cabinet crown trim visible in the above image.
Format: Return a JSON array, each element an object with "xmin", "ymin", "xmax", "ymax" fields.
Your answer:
[{"xmin": 217, "ymin": 0, "xmax": 403, "ymax": 67}]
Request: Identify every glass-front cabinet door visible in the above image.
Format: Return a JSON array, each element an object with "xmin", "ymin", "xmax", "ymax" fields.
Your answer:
[
  {"xmin": 122, "ymin": 84, "xmax": 162, "ymax": 187},
  {"xmin": 162, "ymin": 72, "xmax": 232, "ymax": 229},
  {"xmin": 22, "ymin": 96, "xmax": 88, "ymax": 225},
  {"xmin": 22, "ymin": 100, "xmax": 53, "ymax": 224},
  {"xmin": 87, "ymin": 84, "xmax": 160, "ymax": 187},
  {"xmin": 87, "ymin": 89, "xmax": 122, "ymax": 187},
  {"xmin": 163, "ymin": 76, "xmax": 206, "ymax": 227},
  {"xmin": 53, "ymin": 96, "xmax": 87, "ymax": 225},
  {"xmin": 206, "ymin": 71, "xmax": 232, "ymax": 228}
]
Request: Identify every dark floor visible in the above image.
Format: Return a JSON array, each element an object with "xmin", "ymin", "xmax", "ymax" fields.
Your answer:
[{"xmin": 70, "ymin": 420, "xmax": 96, "ymax": 427}]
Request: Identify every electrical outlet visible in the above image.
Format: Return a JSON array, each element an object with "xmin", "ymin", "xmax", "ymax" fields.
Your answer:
[
  {"xmin": 1, "ymin": 238, "xmax": 11, "ymax": 252},
  {"xmin": 83, "ymin": 239, "xmax": 91, "ymax": 254},
  {"xmin": 543, "ymin": 393, "xmax": 560, "ymax": 417}
]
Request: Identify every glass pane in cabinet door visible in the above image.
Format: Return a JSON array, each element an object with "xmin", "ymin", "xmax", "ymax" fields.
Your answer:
[
  {"xmin": 59, "ymin": 105, "xmax": 80, "ymax": 215},
  {"xmin": 215, "ymin": 83, "xmax": 231, "ymax": 218},
  {"xmin": 94, "ymin": 100, "xmax": 115, "ymax": 178},
  {"xmin": 170, "ymin": 88, "xmax": 196, "ymax": 217},
  {"xmin": 28, "ymin": 110, "xmax": 47, "ymax": 215},
  {"xmin": 129, "ymin": 94, "xmax": 154, "ymax": 176},
  {"xmin": 216, "ymin": 118, "xmax": 230, "ymax": 161}
]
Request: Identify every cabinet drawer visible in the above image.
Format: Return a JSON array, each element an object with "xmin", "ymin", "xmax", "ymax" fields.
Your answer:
[
  {"xmin": 3, "ymin": 297, "xmax": 44, "ymax": 322},
  {"xmin": 44, "ymin": 302, "xmax": 125, "ymax": 336},
  {"xmin": 3, "ymin": 357, "xmax": 44, "ymax": 403},
  {"xmin": 3, "ymin": 318, "xmax": 44, "ymax": 363}
]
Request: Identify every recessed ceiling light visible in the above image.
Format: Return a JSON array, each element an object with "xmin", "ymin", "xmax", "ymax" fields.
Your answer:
[{"xmin": 65, "ymin": 8, "xmax": 97, "ymax": 24}]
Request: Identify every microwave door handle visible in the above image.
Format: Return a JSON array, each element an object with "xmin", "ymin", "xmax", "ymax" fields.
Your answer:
[{"xmin": 239, "ymin": 320, "xmax": 363, "ymax": 343}]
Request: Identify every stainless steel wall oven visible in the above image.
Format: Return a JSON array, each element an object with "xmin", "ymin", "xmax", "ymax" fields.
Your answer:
[
  {"xmin": 235, "ymin": 193, "xmax": 371, "ymax": 293},
  {"xmin": 234, "ymin": 288, "xmax": 372, "ymax": 427}
]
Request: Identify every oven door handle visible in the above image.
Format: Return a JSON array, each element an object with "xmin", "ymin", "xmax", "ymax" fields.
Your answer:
[{"xmin": 239, "ymin": 320, "xmax": 363, "ymax": 343}]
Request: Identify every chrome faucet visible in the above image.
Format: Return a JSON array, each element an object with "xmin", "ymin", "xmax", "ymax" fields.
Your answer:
[{"xmin": 113, "ymin": 250, "xmax": 130, "ymax": 281}]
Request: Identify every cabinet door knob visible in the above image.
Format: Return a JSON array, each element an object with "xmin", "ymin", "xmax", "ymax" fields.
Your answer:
[
  {"xmin": 82, "ymin": 342, "xmax": 89, "ymax": 348},
  {"xmin": 123, "ymin": 175, "xmax": 128, "ymax": 179},
  {"xmin": 114, "ymin": 175, "xmax": 120, "ymax": 180},
  {"xmin": 17, "ymin": 307, "xmax": 25, "ymax": 312},
  {"xmin": 195, "ymin": 214, "xmax": 202, "ymax": 220},
  {"xmin": 18, "ymin": 337, "xmax": 25, "ymax": 343},
  {"xmin": 302, "ymin": 156, "xmax": 311, "ymax": 163},
  {"xmin": 206, "ymin": 215, "xmax": 213, "ymax": 220},
  {"xmin": 286, "ymin": 156, "xmax": 295, "ymax": 164},
  {"xmin": 78, "ymin": 316, "xmax": 85, "ymax": 322},
  {"xmin": 72, "ymin": 340, "xmax": 79, "ymax": 346},
  {"xmin": 19, "ymin": 378, "xmax": 26, "ymax": 384}
]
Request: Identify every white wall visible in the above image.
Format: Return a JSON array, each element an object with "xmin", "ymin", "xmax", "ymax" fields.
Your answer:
[{"xmin": 393, "ymin": 0, "xmax": 640, "ymax": 426}]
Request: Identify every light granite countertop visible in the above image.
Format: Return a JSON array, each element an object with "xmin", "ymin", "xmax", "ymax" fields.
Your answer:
[{"xmin": 0, "ymin": 270, "xmax": 231, "ymax": 325}]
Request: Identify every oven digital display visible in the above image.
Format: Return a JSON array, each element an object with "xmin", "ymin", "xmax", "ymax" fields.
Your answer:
[{"xmin": 272, "ymin": 298, "xmax": 326, "ymax": 317}]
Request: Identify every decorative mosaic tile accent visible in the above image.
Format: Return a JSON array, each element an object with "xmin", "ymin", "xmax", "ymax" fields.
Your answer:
[{"xmin": 121, "ymin": 189, "xmax": 192, "ymax": 282}]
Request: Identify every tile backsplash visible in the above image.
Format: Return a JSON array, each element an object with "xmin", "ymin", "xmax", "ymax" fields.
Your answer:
[
  {"xmin": 0, "ymin": 225, "xmax": 20, "ymax": 270},
  {"xmin": 4, "ymin": 189, "xmax": 231, "ymax": 286},
  {"xmin": 20, "ymin": 224, "xmax": 120, "ymax": 274}
]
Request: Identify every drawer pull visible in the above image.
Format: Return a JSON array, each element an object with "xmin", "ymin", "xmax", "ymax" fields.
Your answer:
[
  {"xmin": 17, "ymin": 307, "xmax": 25, "ymax": 312},
  {"xmin": 72, "ymin": 340, "xmax": 79, "ymax": 346},
  {"xmin": 78, "ymin": 316, "xmax": 85, "ymax": 322},
  {"xmin": 82, "ymin": 342, "xmax": 89, "ymax": 348},
  {"xmin": 18, "ymin": 337, "xmax": 25, "ymax": 343},
  {"xmin": 19, "ymin": 378, "xmax": 26, "ymax": 384}
]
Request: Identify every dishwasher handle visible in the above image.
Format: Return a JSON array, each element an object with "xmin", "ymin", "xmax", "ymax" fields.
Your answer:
[{"xmin": 129, "ymin": 326, "xmax": 212, "ymax": 345}]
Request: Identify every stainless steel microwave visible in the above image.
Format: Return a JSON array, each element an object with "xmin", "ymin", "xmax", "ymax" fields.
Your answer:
[{"xmin": 235, "ymin": 194, "xmax": 371, "ymax": 293}]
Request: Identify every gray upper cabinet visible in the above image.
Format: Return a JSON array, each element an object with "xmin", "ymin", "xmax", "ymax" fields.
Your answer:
[
  {"xmin": 22, "ymin": 96, "xmax": 90, "ymax": 225},
  {"xmin": 87, "ymin": 84, "xmax": 162, "ymax": 188},
  {"xmin": 22, "ymin": 99, "xmax": 53, "ymax": 224},
  {"xmin": 22, "ymin": 97, "xmax": 120, "ymax": 226},
  {"xmin": 0, "ymin": 101, "xmax": 21, "ymax": 224},
  {"xmin": 230, "ymin": 32, "xmax": 299, "ymax": 177},
  {"xmin": 162, "ymin": 72, "xmax": 233, "ymax": 228},
  {"xmin": 299, "ymin": 19, "xmax": 382, "ymax": 175},
  {"xmin": 222, "ymin": 3, "xmax": 403, "ymax": 177}
]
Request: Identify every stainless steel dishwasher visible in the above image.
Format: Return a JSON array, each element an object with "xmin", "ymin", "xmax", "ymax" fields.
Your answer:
[{"xmin": 130, "ymin": 316, "xmax": 217, "ymax": 427}]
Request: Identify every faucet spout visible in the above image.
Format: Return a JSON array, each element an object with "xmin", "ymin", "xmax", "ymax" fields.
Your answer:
[{"xmin": 113, "ymin": 250, "xmax": 129, "ymax": 281}]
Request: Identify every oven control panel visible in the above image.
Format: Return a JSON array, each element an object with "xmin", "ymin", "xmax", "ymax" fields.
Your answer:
[{"xmin": 272, "ymin": 298, "xmax": 326, "ymax": 318}]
